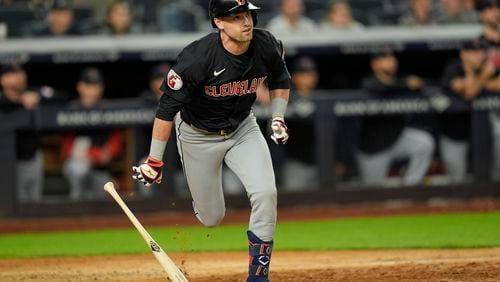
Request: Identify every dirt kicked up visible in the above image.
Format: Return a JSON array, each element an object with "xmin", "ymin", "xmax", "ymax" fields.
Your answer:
[{"xmin": 1, "ymin": 248, "xmax": 499, "ymax": 281}]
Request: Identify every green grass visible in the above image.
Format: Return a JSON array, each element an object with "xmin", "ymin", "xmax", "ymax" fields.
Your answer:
[{"xmin": 0, "ymin": 212, "xmax": 499, "ymax": 258}]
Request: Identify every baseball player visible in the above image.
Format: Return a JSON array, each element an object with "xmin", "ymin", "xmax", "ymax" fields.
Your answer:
[{"xmin": 132, "ymin": 1, "xmax": 290, "ymax": 281}]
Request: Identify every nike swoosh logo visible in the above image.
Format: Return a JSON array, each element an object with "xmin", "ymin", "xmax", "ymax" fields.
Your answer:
[{"xmin": 214, "ymin": 68, "xmax": 226, "ymax": 76}]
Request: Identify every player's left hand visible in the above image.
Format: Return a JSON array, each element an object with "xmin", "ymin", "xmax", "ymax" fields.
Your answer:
[{"xmin": 270, "ymin": 117, "xmax": 289, "ymax": 145}]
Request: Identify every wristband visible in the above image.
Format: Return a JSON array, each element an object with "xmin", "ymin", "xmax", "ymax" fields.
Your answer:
[
  {"xmin": 271, "ymin": 97, "xmax": 288, "ymax": 118},
  {"xmin": 149, "ymin": 138, "xmax": 167, "ymax": 160}
]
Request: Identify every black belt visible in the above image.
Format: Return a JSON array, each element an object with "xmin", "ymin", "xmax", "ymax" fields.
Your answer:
[{"xmin": 188, "ymin": 123, "xmax": 234, "ymax": 136}]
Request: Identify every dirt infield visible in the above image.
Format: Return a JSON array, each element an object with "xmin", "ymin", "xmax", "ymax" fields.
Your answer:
[
  {"xmin": 1, "ymin": 198, "xmax": 499, "ymax": 281},
  {"xmin": 1, "ymin": 249, "xmax": 499, "ymax": 281}
]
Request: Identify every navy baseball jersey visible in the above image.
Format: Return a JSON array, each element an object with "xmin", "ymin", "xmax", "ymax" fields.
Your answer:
[{"xmin": 156, "ymin": 28, "xmax": 290, "ymax": 132}]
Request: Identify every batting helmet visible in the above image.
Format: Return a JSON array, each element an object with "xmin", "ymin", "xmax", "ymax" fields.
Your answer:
[{"xmin": 209, "ymin": 0, "xmax": 260, "ymax": 28}]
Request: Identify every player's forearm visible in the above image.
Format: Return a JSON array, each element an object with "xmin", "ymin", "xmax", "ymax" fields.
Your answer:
[
  {"xmin": 463, "ymin": 75, "xmax": 484, "ymax": 99},
  {"xmin": 269, "ymin": 89, "xmax": 289, "ymax": 118},
  {"xmin": 270, "ymin": 88, "xmax": 289, "ymax": 101},
  {"xmin": 149, "ymin": 118, "xmax": 173, "ymax": 160}
]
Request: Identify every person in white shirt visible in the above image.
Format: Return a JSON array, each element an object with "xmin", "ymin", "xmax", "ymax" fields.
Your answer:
[
  {"xmin": 320, "ymin": 0, "xmax": 364, "ymax": 31},
  {"xmin": 266, "ymin": 0, "xmax": 317, "ymax": 34}
]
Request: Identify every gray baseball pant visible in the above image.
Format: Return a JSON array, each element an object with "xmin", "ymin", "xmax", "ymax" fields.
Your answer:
[
  {"xmin": 175, "ymin": 113, "xmax": 277, "ymax": 241},
  {"xmin": 63, "ymin": 158, "xmax": 109, "ymax": 200},
  {"xmin": 490, "ymin": 112, "xmax": 500, "ymax": 181},
  {"xmin": 17, "ymin": 150, "xmax": 43, "ymax": 202},
  {"xmin": 356, "ymin": 127, "xmax": 435, "ymax": 186},
  {"xmin": 439, "ymin": 135, "xmax": 467, "ymax": 183}
]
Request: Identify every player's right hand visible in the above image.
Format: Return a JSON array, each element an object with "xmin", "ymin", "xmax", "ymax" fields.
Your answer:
[{"xmin": 132, "ymin": 156, "xmax": 163, "ymax": 187}]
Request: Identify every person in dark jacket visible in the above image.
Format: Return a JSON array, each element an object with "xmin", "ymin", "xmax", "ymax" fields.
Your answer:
[
  {"xmin": 474, "ymin": 0, "xmax": 500, "ymax": 180},
  {"xmin": 0, "ymin": 62, "xmax": 61, "ymax": 202},
  {"xmin": 439, "ymin": 39, "xmax": 494, "ymax": 183},
  {"xmin": 356, "ymin": 49, "xmax": 435, "ymax": 187}
]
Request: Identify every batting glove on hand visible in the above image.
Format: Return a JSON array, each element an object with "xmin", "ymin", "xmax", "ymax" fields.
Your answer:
[
  {"xmin": 132, "ymin": 156, "xmax": 163, "ymax": 186},
  {"xmin": 270, "ymin": 117, "xmax": 289, "ymax": 145}
]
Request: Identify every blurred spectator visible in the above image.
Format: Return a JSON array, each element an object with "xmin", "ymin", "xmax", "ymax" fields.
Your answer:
[
  {"xmin": 100, "ymin": 0, "xmax": 142, "ymax": 36},
  {"xmin": 438, "ymin": 40, "xmax": 493, "ymax": 183},
  {"xmin": 31, "ymin": 0, "xmax": 81, "ymax": 37},
  {"xmin": 399, "ymin": 0, "xmax": 437, "ymax": 26},
  {"xmin": 266, "ymin": 0, "xmax": 317, "ymax": 34},
  {"xmin": 321, "ymin": 0, "xmax": 364, "ymax": 31},
  {"xmin": 281, "ymin": 56, "xmax": 319, "ymax": 191},
  {"xmin": 62, "ymin": 67, "xmax": 123, "ymax": 200},
  {"xmin": 290, "ymin": 56, "xmax": 318, "ymax": 103},
  {"xmin": 0, "ymin": 62, "xmax": 61, "ymax": 202},
  {"xmin": 139, "ymin": 62, "xmax": 170, "ymax": 106},
  {"xmin": 156, "ymin": 0, "xmax": 207, "ymax": 33},
  {"xmin": 477, "ymin": 0, "xmax": 500, "ymax": 57},
  {"xmin": 475, "ymin": 0, "xmax": 500, "ymax": 180},
  {"xmin": 437, "ymin": 0, "xmax": 478, "ymax": 24},
  {"xmin": 464, "ymin": 0, "xmax": 476, "ymax": 11},
  {"xmin": 356, "ymin": 48, "xmax": 435, "ymax": 187}
]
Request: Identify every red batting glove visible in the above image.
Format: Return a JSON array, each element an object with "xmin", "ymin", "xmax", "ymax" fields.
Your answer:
[
  {"xmin": 132, "ymin": 156, "xmax": 163, "ymax": 186},
  {"xmin": 270, "ymin": 117, "xmax": 289, "ymax": 145}
]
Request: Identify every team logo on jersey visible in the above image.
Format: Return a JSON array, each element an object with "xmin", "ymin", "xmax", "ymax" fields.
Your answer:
[{"xmin": 167, "ymin": 69, "xmax": 183, "ymax": 90}]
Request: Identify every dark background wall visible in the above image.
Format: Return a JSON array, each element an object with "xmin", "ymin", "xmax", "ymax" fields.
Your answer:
[{"xmin": 21, "ymin": 49, "xmax": 460, "ymax": 101}]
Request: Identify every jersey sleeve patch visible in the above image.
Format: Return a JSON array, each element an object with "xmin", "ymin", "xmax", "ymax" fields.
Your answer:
[{"xmin": 167, "ymin": 69, "xmax": 183, "ymax": 90}]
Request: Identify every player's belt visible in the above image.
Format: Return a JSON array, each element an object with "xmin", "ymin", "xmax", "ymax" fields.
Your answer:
[{"xmin": 188, "ymin": 124, "xmax": 234, "ymax": 136}]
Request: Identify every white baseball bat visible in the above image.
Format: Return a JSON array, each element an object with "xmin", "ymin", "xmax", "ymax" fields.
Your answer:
[{"xmin": 103, "ymin": 182, "xmax": 188, "ymax": 282}]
